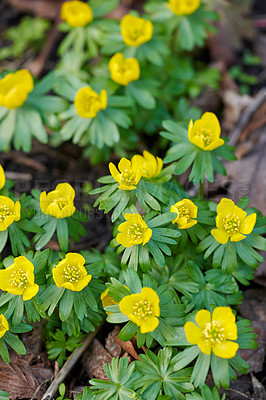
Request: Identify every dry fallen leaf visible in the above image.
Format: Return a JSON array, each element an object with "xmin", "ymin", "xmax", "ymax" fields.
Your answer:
[{"xmin": 0, "ymin": 352, "xmax": 53, "ymax": 399}]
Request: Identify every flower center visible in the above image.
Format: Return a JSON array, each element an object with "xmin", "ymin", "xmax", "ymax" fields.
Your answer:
[
  {"xmin": 54, "ymin": 198, "xmax": 68, "ymax": 210},
  {"xmin": 223, "ymin": 214, "xmax": 241, "ymax": 235},
  {"xmin": 10, "ymin": 269, "xmax": 28, "ymax": 289},
  {"xmin": 0, "ymin": 205, "xmax": 12, "ymax": 221},
  {"xmin": 177, "ymin": 206, "xmax": 190, "ymax": 220},
  {"xmin": 195, "ymin": 128, "xmax": 213, "ymax": 147},
  {"xmin": 63, "ymin": 264, "xmax": 81, "ymax": 284},
  {"xmin": 202, "ymin": 321, "xmax": 226, "ymax": 345},
  {"xmin": 121, "ymin": 169, "xmax": 136, "ymax": 186},
  {"xmin": 127, "ymin": 223, "xmax": 145, "ymax": 241},
  {"xmin": 69, "ymin": 5, "xmax": 82, "ymax": 15},
  {"xmin": 133, "ymin": 299, "xmax": 153, "ymax": 319}
]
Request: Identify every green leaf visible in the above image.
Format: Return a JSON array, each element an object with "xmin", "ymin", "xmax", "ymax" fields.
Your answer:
[
  {"xmin": 0, "ymin": 230, "xmax": 8, "ymax": 253},
  {"xmin": 191, "ymin": 352, "xmax": 210, "ymax": 388},
  {"xmin": 57, "ymin": 218, "xmax": 69, "ymax": 252},
  {"xmin": 211, "ymin": 354, "xmax": 230, "ymax": 389},
  {"xmin": 179, "ymin": 17, "xmax": 194, "ymax": 51},
  {"xmin": 119, "ymin": 321, "xmax": 138, "ymax": 341},
  {"xmin": 148, "ymin": 212, "xmax": 177, "ymax": 228},
  {"xmin": 4, "ymin": 332, "xmax": 26, "ymax": 355},
  {"xmin": 147, "ymin": 240, "xmax": 165, "ymax": 267},
  {"xmin": 59, "ymin": 290, "xmax": 74, "ymax": 321},
  {"xmin": 0, "ymin": 339, "xmax": 9, "ymax": 364},
  {"xmin": 222, "ymin": 241, "xmax": 237, "ymax": 272},
  {"xmin": 35, "ymin": 218, "xmax": 57, "ymax": 250},
  {"xmin": 0, "ymin": 110, "xmax": 16, "ymax": 150}
]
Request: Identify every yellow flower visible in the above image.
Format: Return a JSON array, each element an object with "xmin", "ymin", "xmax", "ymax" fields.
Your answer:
[
  {"xmin": 101, "ymin": 288, "xmax": 118, "ymax": 315},
  {"xmin": 61, "ymin": 0, "xmax": 93, "ymax": 27},
  {"xmin": 119, "ymin": 287, "xmax": 160, "ymax": 333},
  {"xmin": 168, "ymin": 0, "xmax": 200, "ymax": 16},
  {"xmin": 0, "ymin": 196, "xmax": 20, "ymax": 231},
  {"xmin": 188, "ymin": 112, "xmax": 224, "ymax": 151},
  {"xmin": 171, "ymin": 199, "xmax": 198, "ymax": 229},
  {"xmin": 0, "ymin": 165, "xmax": 5, "ymax": 190},
  {"xmin": 0, "ymin": 315, "xmax": 9, "ymax": 339},
  {"xmin": 0, "ymin": 256, "xmax": 39, "ymax": 301},
  {"xmin": 0, "ymin": 69, "xmax": 34, "ymax": 109},
  {"xmin": 40, "ymin": 183, "xmax": 76, "ymax": 219},
  {"xmin": 109, "ymin": 53, "xmax": 140, "ymax": 86},
  {"xmin": 120, "ymin": 15, "xmax": 153, "ymax": 47},
  {"xmin": 211, "ymin": 198, "xmax": 257, "ymax": 244},
  {"xmin": 53, "ymin": 253, "xmax": 92, "ymax": 291},
  {"xmin": 117, "ymin": 213, "xmax": 152, "ymax": 248},
  {"xmin": 109, "ymin": 156, "xmax": 143, "ymax": 190},
  {"xmin": 135, "ymin": 151, "xmax": 163, "ymax": 178},
  {"xmin": 74, "ymin": 86, "xmax": 107, "ymax": 118},
  {"xmin": 184, "ymin": 307, "xmax": 239, "ymax": 359}
]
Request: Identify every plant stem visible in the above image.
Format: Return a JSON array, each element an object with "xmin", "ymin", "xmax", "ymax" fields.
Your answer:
[{"xmin": 199, "ymin": 180, "xmax": 205, "ymax": 199}]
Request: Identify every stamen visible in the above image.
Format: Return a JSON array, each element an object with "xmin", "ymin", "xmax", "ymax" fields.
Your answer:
[
  {"xmin": 177, "ymin": 206, "xmax": 190, "ymax": 220},
  {"xmin": 63, "ymin": 264, "xmax": 81, "ymax": 284},
  {"xmin": 10, "ymin": 268, "xmax": 28, "ymax": 289},
  {"xmin": 133, "ymin": 300, "xmax": 153, "ymax": 320},
  {"xmin": 195, "ymin": 128, "xmax": 213, "ymax": 147},
  {"xmin": 121, "ymin": 169, "xmax": 136, "ymax": 186},
  {"xmin": 0, "ymin": 205, "xmax": 12, "ymax": 221},
  {"xmin": 127, "ymin": 223, "xmax": 145, "ymax": 241},
  {"xmin": 202, "ymin": 321, "xmax": 226, "ymax": 345},
  {"xmin": 223, "ymin": 214, "xmax": 241, "ymax": 235}
]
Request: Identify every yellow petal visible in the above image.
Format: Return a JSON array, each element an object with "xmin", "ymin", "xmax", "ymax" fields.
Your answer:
[
  {"xmin": 212, "ymin": 307, "xmax": 235, "ymax": 326},
  {"xmin": 201, "ymin": 112, "xmax": 221, "ymax": 139},
  {"xmin": 230, "ymin": 233, "xmax": 246, "ymax": 242},
  {"xmin": 66, "ymin": 252, "xmax": 85, "ymax": 266},
  {"xmin": 143, "ymin": 228, "xmax": 152, "ymax": 245},
  {"xmin": 205, "ymin": 138, "xmax": 224, "ymax": 151},
  {"xmin": 59, "ymin": 204, "xmax": 76, "ymax": 218},
  {"xmin": 217, "ymin": 198, "xmax": 235, "ymax": 215},
  {"xmin": 109, "ymin": 162, "xmax": 120, "ymax": 182},
  {"xmin": 141, "ymin": 287, "xmax": 160, "ymax": 313},
  {"xmin": 74, "ymin": 274, "xmax": 92, "ymax": 291},
  {"xmin": 240, "ymin": 213, "xmax": 257, "ymax": 235},
  {"xmin": 211, "ymin": 228, "xmax": 229, "ymax": 244},
  {"xmin": 13, "ymin": 201, "xmax": 21, "ymax": 221},
  {"xmin": 196, "ymin": 309, "xmax": 211, "ymax": 328},
  {"xmin": 190, "ymin": 135, "xmax": 205, "ymax": 150},
  {"xmin": 140, "ymin": 316, "xmax": 159, "ymax": 333},
  {"xmin": 197, "ymin": 340, "xmax": 212, "ymax": 355},
  {"xmin": 23, "ymin": 283, "xmax": 39, "ymax": 301},
  {"xmin": 184, "ymin": 321, "xmax": 202, "ymax": 344},
  {"xmin": 119, "ymin": 292, "xmax": 143, "ymax": 315},
  {"xmin": 47, "ymin": 202, "xmax": 61, "ymax": 218},
  {"xmin": 213, "ymin": 340, "xmax": 239, "ymax": 359},
  {"xmin": 184, "ymin": 219, "xmax": 197, "ymax": 229},
  {"xmin": 0, "ymin": 165, "xmax": 5, "ymax": 190},
  {"xmin": 118, "ymin": 157, "xmax": 131, "ymax": 172}
]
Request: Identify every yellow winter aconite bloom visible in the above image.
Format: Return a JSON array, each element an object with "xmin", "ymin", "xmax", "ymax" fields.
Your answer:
[
  {"xmin": 0, "ymin": 315, "xmax": 9, "ymax": 339},
  {"xmin": 184, "ymin": 307, "xmax": 239, "ymax": 359},
  {"xmin": 171, "ymin": 199, "xmax": 198, "ymax": 229},
  {"xmin": 53, "ymin": 253, "xmax": 92, "ymax": 291},
  {"xmin": 117, "ymin": 213, "xmax": 152, "ymax": 248},
  {"xmin": 188, "ymin": 112, "xmax": 224, "ymax": 151},
  {"xmin": 0, "ymin": 165, "xmax": 5, "ymax": 190},
  {"xmin": 0, "ymin": 256, "xmax": 39, "ymax": 301},
  {"xmin": 74, "ymin": 86, "xmax": 107, "ymax": 118},
  {"xmin": 135, "ymin": 151, "xmax": 163, "ymax": 178},
  {"xmin": 0, "ymin": 196, "xmax": 20, "ymax": 231},
  {"xmin": 101, "ymin": 288, "xmax": 118, "ymax": 315},
  {"xmin": 211, "ymin": 198, "xmax": 257, "ymax": 244},
  {"xmin": 0, "ymin": 69, "xmax": 34, "ymax": 109},
  {"xmin": 120, "ymin": 15, "xmax": 153, "ymax": 47},
  {"xmin": 61, "ymin": 1, "xmax": 93, "ymax": 27},
  {"xmin": 119, "ymin": 287, "xmax": 160, "ymax": 333},
  {"xmin": 109, "ymin": 156, "xmax": 143, "ymax": 190},
  {"xmin": 168, "ymin": 0, "xmax": 200, "ymax": 16},
  {"xmin": 109, "ymin": 53, "xmax": 140, "ymax": 86},
  {"xmin": 40, "ymin": 183, "xmax": 76, "ymax": 219}
]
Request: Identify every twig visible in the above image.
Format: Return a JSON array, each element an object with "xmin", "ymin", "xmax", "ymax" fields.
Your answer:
[
  {"xmin": 227, "ymin": 388, "xmax": 250, "ymax": 399},
  {"xmin": 229, "ymin": 88, "xmax": 266, "ymax": 146},
  {"xmin": 41, "ymin": 323, "xmax": 103, "ymax": 400}
]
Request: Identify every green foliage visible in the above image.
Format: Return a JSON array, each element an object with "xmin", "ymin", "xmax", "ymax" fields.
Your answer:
[
  {"xmin": 46, "ymin": 329, "xmax": 84, "ymax": 366},
  {"xmin": 0, "ymin": 16, "xmax": 51, "ymax": 60}
]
